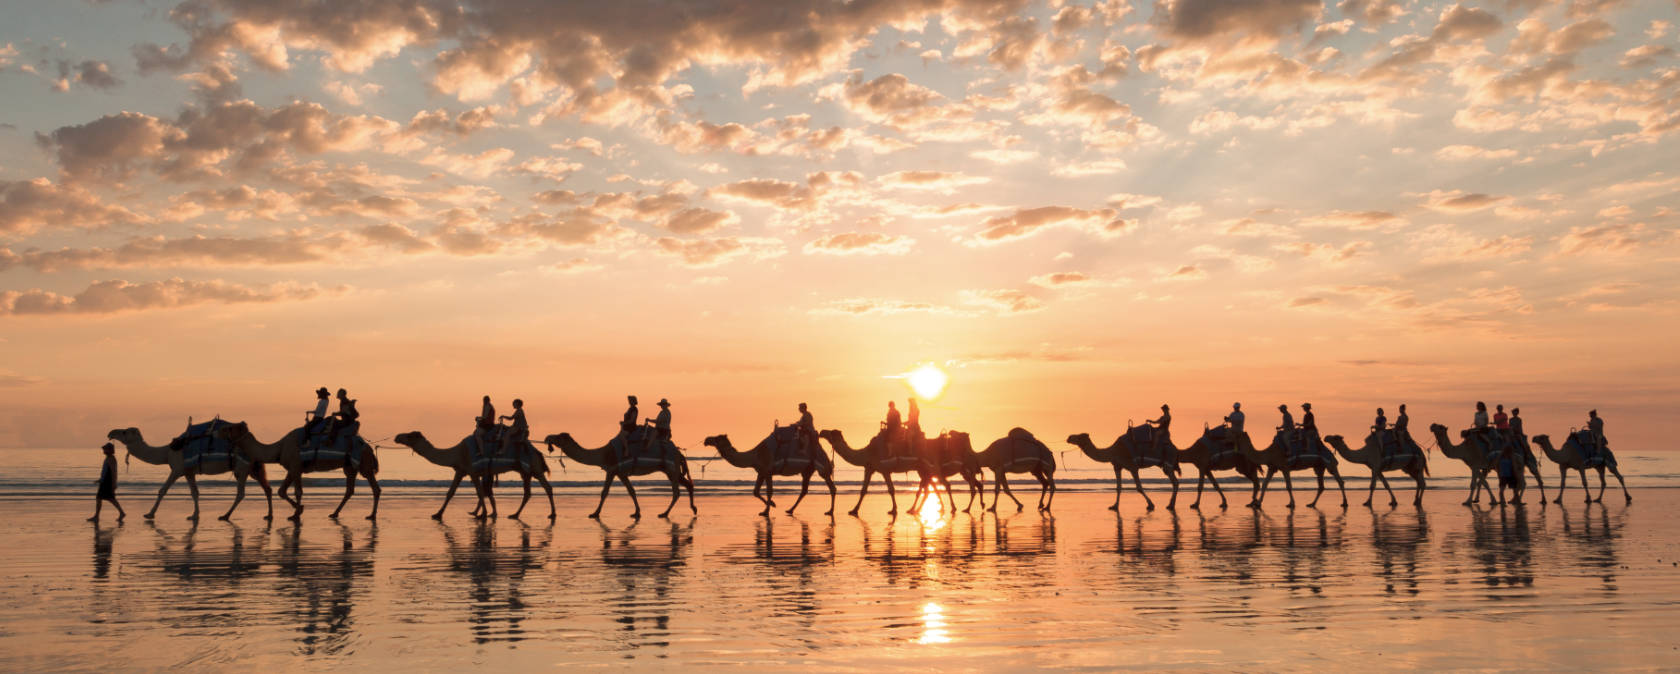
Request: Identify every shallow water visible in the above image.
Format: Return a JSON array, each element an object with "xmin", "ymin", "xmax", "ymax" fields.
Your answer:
[{"xmin": 2, "ymin": 489, "xmax": 1677, "ymax": 671}]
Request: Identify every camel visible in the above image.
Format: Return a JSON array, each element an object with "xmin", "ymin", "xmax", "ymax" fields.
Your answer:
[
  {"xmin": 394, "ymin": 431, "xmax": 556, "ymax": 520},
  {"xmin": 214, "ymin": 422, "xmax": 382, "ymax": 521},
  {"xmin": 1235, "ymin": 429, "xmax": 1348, "ymax": 509},
  {"xmin": 543, "ymin": 432, "xmax": 696, "ymax": 519},
  {"xmin": 106, "ymin": 424, "xmax": 275, "ymax": 521},
  {"xmin": 907, "ymin": 431, "xmax": 986, "ymax": 514},
  {"xmin": 966, "ymin": 428, "xmax": 1057, "ymax": 512},
  {"xmin": 1427, "ymin": 424, "xmax": 1500, "ymax": 506},
  {"xmin": 1325, "ymin": 431, "xmax": 1429, "ymax": 507},
  {"xmin": 1532, "ymin": 434, "xmax": 1632, "ymax": 505},
  {"xmin": 818, "ymin": 428, "xmax": 925, "ymax": 516},
  {"xmin": 1065, "ymin": 431, "xmax": 1181, "ymax": 511},
  {"xmin": 1174, "ymin": 429, "xmax": 1264, "ymax": 510},
  {"xmin": 704, "ymin": 430, "xmax": 837, "ymax": 516}
]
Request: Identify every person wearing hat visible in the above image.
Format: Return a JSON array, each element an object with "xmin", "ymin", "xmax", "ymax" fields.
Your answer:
[
  {"xmin": 89, "ymin": 442, "xmax": 126, "ymax": 522},
  {"xmin": 1224, "ymin": 402, "xmax": 1245, "ymax": 437},
  {"xmin": 620, "ymin": 395, "xmax": 640, "ymax": 438},
  {"xmin": 1373, "ymin": 407, "xmax": 1389, "ymax": 462},
  {"xmin": 499, "ymin": 398, "xmax": 529, "ymax": 457},
  {"xmin": 1395, "ymin": 403, "xmax": 1410, "ymax": 439},
  {"xmin": 324, "ymin": 388, "xmax": 360, "ymax": 447},
  {"xmin": 1301, "ymin": 402, "xmax": 1320, "ymax": 455},
  {"xmin": 796, "ymin": 402, "xmax": 817, "ymax": 458},
  {"xmin": 1147, "ymin": 404, "xmax": 1172, "ymax": 460},
  {"xmin": 645, "ymin": 398, "xmax": 672, "ymax": 453},
  {"xmin": 1277, "ymin": 404, "xmax": 1297, "ymax": 459},
  {"xmin": 1587, "ymin": 409, "xmax": 1605, "ymax": 461},
  {"xmin": 305, "ymin": 387, "xmax": 331, "ymax": 439},
  {"xmin": 474, "ymin": 395, "xmax": 497, "ymax": 458},
  {"xmin": 907, "ymin": 398, "xmax": 922, "ymax": 437}
]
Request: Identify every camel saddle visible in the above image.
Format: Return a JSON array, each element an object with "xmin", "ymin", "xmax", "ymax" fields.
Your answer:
[
  {"xmin": 297, "ymin": 423, "xmax": 366, "ymax": 470},
  {"xmin": 873, "ymin": 427, "xmax": 921, "ymax": 462},
  {"xmin": 1199, "ymin": 427, "xmax": 1240, "ymax": 464},
  {"xmin": 1274, "ymin": 429, "xmax": 1334, "ymax": 470},
  {"xmin": 467, "ymin": 436, "xmax": 533, "ymax": 474},
  {"xmin": 768, "ymin": 425, "xmax": 816, "ymax": 468},
  {"xmin": 1001, "ymin": 427, "xmax": 1043, "ymax": 470},
  {"xmin": 612, "ymin": 428, "xmax": 678, "ymax": 468},
  {"xmin": 1124, "ymin": 426, "xmax": 1169, "ymax": 467},
  {"xmin": 171, "ymin": 420, "xmax": 245, "ymax": 471},
  {"xmin": 1570, "ymin": 430, "xmax": 1615, "ymax": 468},
  {"xmin": 1366, "ymin": 430, "xmax": 1421, "ymax": 472}
]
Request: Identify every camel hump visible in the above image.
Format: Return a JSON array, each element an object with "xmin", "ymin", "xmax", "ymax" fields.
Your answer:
[{"xmin": 1007, "ymin": 427, "xmax": 1036, "ymax": 442}]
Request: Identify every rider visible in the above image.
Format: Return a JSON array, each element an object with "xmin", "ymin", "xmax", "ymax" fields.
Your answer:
[
  {"xmin": 327, "ymin": 388, "xmax": 359, "ymax": 447},
  {"xmin": 1224, "ymin": 403, "xmax": 1245, "ymax": 437},
  {"xmin": 475, "ymin": 395, "xmax": 496, "ymax": 456},
  {"xmin": 1395, "ymin": 403, "xmax": 1410, "ymax": 441},
  {"xmin": 1278, "ymin": 404, "xmax": 1297, "ymax": 459},
  {"xmin": 646, "ymin": 398, "xmax": 672, "ymax": 453},
  {"xmin": 796, "ymin": 402, "xmax": 817, "ymax": 459},
  {"xmin": 1373, "ymin": 407, "xmax": 1389, "ymax": 463},
  {"xmin": 1587, "ymin": 410, "xmax": 1605, "ymax": 461},
  {"xmin": 1147, "ymin": 404, "xmax": 1171, "ymax": 460},
  {"xmin": 1510, "ymin": 407, "xmax": 1527, "ymax": 460},
  {"xmin": 1494, "ymin": 404, "xmax": 1509, "ymax": 432},
  {"xmin": 499, "ymin": 398, "xmax": 528, "ymax": 457},
  {"xmin": 907, "ymin": 398, "xmax": 922, "ymax": 437},
  {"xmin": 620, "ymin": 395, "xmax": 639, "ymax": 438},
  {"xmin": 305, "ymin": 387, "xmax": 331, "ymax": 440}
]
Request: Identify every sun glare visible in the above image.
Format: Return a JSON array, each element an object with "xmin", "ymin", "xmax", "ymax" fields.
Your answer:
[{"xmin": 906, "ymin": 363, "xmax": 948, "ymax": 400}]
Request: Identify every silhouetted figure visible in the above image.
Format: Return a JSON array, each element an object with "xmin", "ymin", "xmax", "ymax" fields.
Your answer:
[
  {"xmin": 1278, "ymin": 404, "xmax": 1297, "ymax": 459},
  {"xmin": 1225, "ymin": 402, "xmax": 1245, "ymax": 434},
  {"xmin": 1373, "ymin": 408, "xmax": 1388, "ymax": 432},
  {"xmin": 1301, "ymin": 402, "xmax": 1316, "ymax": 435},
  {"xmin": 796, "ymin": 402, "xmax": 816, "ymax": 456},
  {"xmin": 499, "ymin": 399, "xmax": 528, "ymax": 457},
  {"xmin": 907, "ymin": 398, "xmax": 921, "ymax": 436},
  {"xmin": 1494, "ymin": 404, "xmax": 1509, "ymax": 431},
  {"xmin": 620, "ymin": 395, "xmax": 639, "ymax": 437},
  {"xmin": 885, "ymin": 401, "xmax": 901, "ymax": 435},
  {"xmin": 1587, "ymin": 410, "xmax": 1605, "ymax": 461},
  {"xmin": 1395, "ymin": 404, "xmax": 1410, "ymax": 437},
  {"xmin": 1473, "ymin": 401, "xmax": 1489, "ymax": 430},
  {"xmin": 327, "ymin": 388, "xmax": 360, "ymax": 446},
  {"xmin": 645, "ymin": 398, "xmax": 671, "ymax": 453},
  {"xmin": 89, "ymin": 442, "xmax": 126, "ymax": 522},
  {"xmin": 306, "ymin": 387, "xmax": 331, "ymax": 436},
  {"xmin": 1147, "ymin": 404, "xmax": 1171, "ymax": 459}
]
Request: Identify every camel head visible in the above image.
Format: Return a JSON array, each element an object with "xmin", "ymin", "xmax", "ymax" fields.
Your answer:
[
  {"xmin": 541, "ymin": 432, "xmax": 571, "ymax": 453},
  {"xmin": 1324, "ymin": 434, "xmax": 1344, "ymax": 445},
  {"xmin": 393, "ymin": 431, "xmax": 427, "ymax": 448},
  {"xmin": 944, "ymin": 430, "xmax": 971, "ymax": 453},
  {"xmin": 1065, "ymin": 432, "xmax": 1091, "ymax": 447},
  {"xmin": 1531, "ymin": 434, "xmax": 1551, "ymax": 448},
  {"xmin": 702, "ymin": 434, "xmax": 727, "ymax": 449},
  {"xmin": 106, "ymin": 427, "xmax": 141, "ymax": 446},
  {"xmin": 1428, "ymin": 423, "xmax": 1449, "ymax": 437},
  {"xmin": 817, "ymin": 429, "xmax": 842, "ymax": 443}
]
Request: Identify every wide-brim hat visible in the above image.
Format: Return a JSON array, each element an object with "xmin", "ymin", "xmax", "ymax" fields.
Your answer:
[
  {"xmin": 658, "ymin": 398, "xmax": 670, "ymax": 407},
  {"xmin": 316, "ymin": 387, "xmax": 329, "ymax": 396},
  {"xmin": 101, "ymin": 442, "xmax": 114, "ymax": 451}
]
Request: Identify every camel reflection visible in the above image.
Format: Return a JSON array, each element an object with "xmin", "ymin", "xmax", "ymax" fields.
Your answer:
[
  {"xmin": 1371, "ymin": 508, "xmax": 1429, "ymax": 596},
  {"xmin": 1453, "ymin": 506, "xmax": 1536, "ymax": 595},
  {"xmin": 1557, "ymin": 503, "xmax": 1624, "ymax": 594},
  {"xmin": 272, "ymin": 522, "xmax": 377, "ymax": 655},
  {"xmin": 436, "ymin": 520, "xmax": 547, "ymax": 644},
  {"xmin": 1268, "ymin": 509, "xmax": 1343, "ymax": 597},
  {"xmin": 598, "ymin": 517, "xmax": 693, "ymax": 652}
]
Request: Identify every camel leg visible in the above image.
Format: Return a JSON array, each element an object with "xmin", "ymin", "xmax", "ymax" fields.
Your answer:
[
  {"xmin": 1283, "ymin": 470, "xmax": 1297, "ymax": 509},
  {"xmin": 329, "ymin": 469, "xmax": 356, "ymax": 519},
  {"xmin": 822, "ymin": 472, "xmax": 837, "ymax": 517},
  {"xmin": 1363, "ymin": 469, "xmax": 1379, "ymax": 507},
  {"xmin": 479, "ymin": 470, "xmax": 498, "ymax": 519},
  {"xmin": 1529, "ymin": 459, "xmax": 1548, "ymax": 503},
  {"xmin": 751, "ymin": 474, "xmax": 767, "ymax": 506},
  {"xmin": 254, "ymin": 466, "xmax": 274, "ymax": 520},
  {"xmin": 1252, "ymin": 470, "xmax": 1274, "ymax": 508},
  {"xmin": 620, "ymin": 474, "xmax": 642, "ymax": 519},
  {"xmin": 365, "ymin": 470, "xmax": 381, "ymax": 520},
  {"xmin": 538, "ymin": 474, "xmax": 557, "ymax": 520},
  {"xmin": 1191, "ymin": 472, "xmax": 1205, "ymax": 510},
  {"xmin": 1164, "ymin": 469, "xmax": 1180, "ymax": 510},
  {"xmin": 884, "ymin": 474, "xmax": 899, "ymax": 516},
  {"xmin": 910, "ymin": 475, "xmax": 928, "ymax": 512},
  {"xmin": 1210, "ymin": 471, "xmax": 1231, "ymax": 509},
  {"xmin": 849, "ymin": 468, "xmax": 875, "ymax": 517},
  {"xmin": 660, "ymin": 470, "xmax": 680, "ymax": 519},
  {"xmin": 762, "ymin": 476, "xmax": 775, "ymax": 517},
  {"xmin": 145, "ymin": 473, "xmax": 180, "ymax": 519},
  {"xmin": 288, "ymin": 472, "xmax": 305, "ymax": 521},
  {"xmin": 219, "ymin": 473, "xmax": 247, "ymax": 521},
  {"xmin": 788, "ymin": 472, "xmax": 814, "ymax": 514},
  {"xmin": 1412, "ymin": 469, "xmax": 1426, "ymax": 506},
  {"xmin": 510, "ymin": 476, "xmax": 532, "ymax": 519},
  {"xmin": 1608, "ymin": 467, "xmax": 1632, "ymax": 503},
  {"xmin": 1578, "ymin": 469, "xmax": 1591, "ymax": 504},
  {"xmin": 996, "ymin": 473, "xmax": 1023, "ymax": 512},
  {"xmin": 185, "ymin": 474, "xmax": 201, "ymax": 521},
  {"xmin": 1594, "ymin": 468, "xmax": 1607, "ymax": 503},
  {"xmin": 1553, "ymin": 466, "xmax": 1567, "ymax": 504},
  {"xmin": 1333, "ymin": 468, "xmax": 1347, "ymax": 508},
  {"xmin": 1463, "ymin": 473, "xmax": 1479, "ymax": 506},
  {"xmin": 1133, "ymin": 470, "xmax": 1154, "ymax": 511},
  {"xmin": 590, "ymin": 474, "xmax": 613, "ymax": 519},
  {"xmin": 1109, "ymin": 467, "xmax": 1122, "ymax": 511},
  {"xmin": 435, "ymin": 474, "xmax": 466, "ymax": 519},
  {"xmin": 1378, "ymin": 472, "xmax": 1397, "ymax": 507},
  {"xmin": 1041, "ymin": 470, "xmax": 1056, "ymax": 511},
  {"xmin": 684, "ymin": 468, "xmax": 698, "ymax": 514},
  {"xmin": 1308, "ymin": 470, "xmax": 1326, "ymax": 508},
  {"xmin": 943, "ymin": 475, "xmax": 959, "ymax": 512}
]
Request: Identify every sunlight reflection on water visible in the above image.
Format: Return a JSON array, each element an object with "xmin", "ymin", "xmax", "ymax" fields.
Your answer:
[{"xmin": 918, "ymin": 601, "xmax": 951, "ymax": 645}]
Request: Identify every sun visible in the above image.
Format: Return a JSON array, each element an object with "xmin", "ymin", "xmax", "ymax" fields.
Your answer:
[{"xmin": 906, "ymin": 363, "xmax": 949, "ymax": 400}]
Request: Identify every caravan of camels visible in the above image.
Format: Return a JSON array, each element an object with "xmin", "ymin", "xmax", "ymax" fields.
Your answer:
[{"xmin": 104, "ymin": 391, "xmax": 1633, "ymax": 523}]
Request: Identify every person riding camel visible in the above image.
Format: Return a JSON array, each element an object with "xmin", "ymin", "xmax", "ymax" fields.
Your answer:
[
  {"xmin": 305, "ymin": 387, "xmax": 331, "ymax": 438},
  {"xmin": 475, "ymin": 395, "xmax": 496, "ymax": 457},
  {"xmin": 796, "ymin": 402, "xmax": 817, "ymax": 461},
  {"xmin": 1587, "ymin": 409, "xmax": 1605, "ymax": 461},
  {"xmin": 1395, "ymin": 403, "xmax": 1410, "ymax": 439},
  {"xmin": 324, "ymin": 388, "xmax": 359, "ymax": 448},
  {"xmin": 645, "ymin": 398, "xmax": 672, "ymax": 454},
  {"xmin": 884, "ymin": 401, "xmax": 904, "ymax": 456},
  {"xmin": 907, "ymin": 398, "xmax": 922, "ymax": 437},
  {"xmin": 1510, "ymin": 407, "xmax": 1527, "ymax": 454},
  {"xmin": 1224, "ymin": 402, "xmax": 1245, "ymax": 435},
  {"xmin": 498, "ymin": 398, "xmax": 528, "ymax": 457},
  {"xmin": 1277, "ymin": 404, "xmax": 1296, "ymax": 459},
  {"xmin": 1147, "ymin": 404, "xmax": 1171, "ymax": 460},
  {"xmin": 1373, "ymin": 407, "xmax": 1389, "ymax": 462},
  {"xmin": 1494, "ymin": 404, "xmax": 1509, "ymax": 431},
  {"xmin": 620, "ymin": 395, "xmax": 639, "ymax": 438}
]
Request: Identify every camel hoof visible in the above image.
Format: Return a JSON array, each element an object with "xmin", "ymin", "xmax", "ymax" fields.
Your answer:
[
  {"xmin": 1626, "ymin": 496, "xmax": 1634, "ymax": 504},
  {"xmin": 144, "ymin": 513, "xmax": 157, "ymax": 520},
  {"xmin": 1362, "ymin": 500, "xmax": 1373, "ymax": 508},
  {"xmin": 431, "ymin": 513, "xmax": 444, "ymax": 520},
  {"xmin": 659, "ymin": 512, "xmax": 670, "ymax": 519},
  {"xmin": 1146, "ymin": 503, "xmax": 1155, "ymax": 512},
  {"xmin": 329, "ymin": 513, "xmax": 341, "ymax": 520},
  {"xmin": 549, "ymin": 513, "xmax": 558, "ymax": 520},
  {"xmin": 509, "ymin": 514, "xmax": 521, "ymax": 520},
  {"xmin": 785, "ymin": 508, "xmax": 796, "ymax": 515},
  {"xmin": 1166, "ymin": 504, "xmax": 1176, "ymax": 511},
  {"xmin": 631, "ymin": 513, "xmax": 642, "ymax": 520},
  {"xmin": 1220, "ymin": 502, "xmax": 1228, "ymax": 510},
  {"xmin": 187, "ymin": 515, "xmax": 199, "ymax": 521},
  {"xmin": 86, "ymin": 517, "xmax": 97, "ymax": 523},
  {"xmin": 847, "ymin": 509, "xmax": 861, "ymax": 517},
  {"xmin": 1389, "ymin": 500, "xmax": 1398, "ymax": 508},
  {"xmin": 1189, "ymin": 503, "xmax": 1201, "ymax": 510},
  {"xmin": 1286, "ymin": 503, "xmax": 1296, "ymax": 510},
  {"xmin": 588, "ymin": 512, "xmax": 601, "ymax": 519},
  {"xmin": 218, "ymin": 515, "xmax": 231, "ymax": 521},
  {"xmin": 365, "ymin": 514, "xmax": 376, "ymax": 521},
  {"xmin": 1340, "ymin": 502, "xmax": 1348, "ymax": 510},
  {"xmin": 1107, "ymin": 504, "xmax": 1119, "ymax": 511}
]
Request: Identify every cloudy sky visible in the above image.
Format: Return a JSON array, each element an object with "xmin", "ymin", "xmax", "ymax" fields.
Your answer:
[{"xmin": 1, "ymin": 0, "xmax": 1677, "ymax": 452}]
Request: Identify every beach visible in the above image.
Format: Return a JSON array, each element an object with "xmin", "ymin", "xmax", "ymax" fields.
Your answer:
[{"xmin": 2, "ymin": 484, "xmax": 1676, "ymax": 671}]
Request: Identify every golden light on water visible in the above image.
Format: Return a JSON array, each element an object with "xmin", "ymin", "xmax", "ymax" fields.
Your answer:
[
  {"xmin": 918, "ymin": 491, "xmax": 947, "ymax": 533},
  {"xmin": 906, "ymin": 363, "xmax": 948, "ymax": 401},
  {"xmin": 917, "ymin": 601, "xmax": 951, "ymax": 645}
]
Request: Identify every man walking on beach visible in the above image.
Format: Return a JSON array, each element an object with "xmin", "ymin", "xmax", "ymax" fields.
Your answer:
[{"xmin": 89, "ymin": 442, "xmax": 125, "ymax": 522}]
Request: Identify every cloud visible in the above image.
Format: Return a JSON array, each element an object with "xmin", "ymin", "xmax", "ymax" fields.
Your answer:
[
  {"xmin": 708, "ymin": 178, "xmax": 816, "ymax": 210},
  {"xmin": 971, "ymin": 206, "xmax": 1130, "ymax": 244},
  {"xmin": 1410, "ymin": 224, "xmax": 1533, "ymax": 262},
  {"xmin": 960, "ymin": 288, "xmax": 1045, "ymax": 314},
  {"xmin": 1, "ymin": 278, "xmax": 339, "ymax": 316},
  {"xmin": 57, "ymin": 60, "xmax": 122, "ymax": 90},
  {"xmin": 1555, "ymin": 222, "xmax": 1657, "ymax": 256},
  {"xmin": 1287, "ymin": 295, "xmax": 1327, "ymax": 308},
  {"xmin": 878, "ymin": 170, "xmax": 989, "ymax": 191},
  {"xmin": 1154, "ymin": 0, "xmax": 1322, "ymax": 44},
  {"xmin": 1166, "ymin": 264, "xmax": 1206, "ymax": 280},
  {"xmin": 0, "ymin": 234, "xmax": 359, "ymax": 273},
  {"xmin": 1420, "ymin": 190, "xmax": 1508, "ymax": 212},
  {"xmin": 810, "ymin": 297, "xmax": 954, "ymax": 316},
  {"xmin": 359, "ymin": 223, "xmax": 435, "ymax": 253},
  {"xmin": 660, "ymin": 207, "xmax": 738, "ymax": 235},
  {"xmin": 653, "ymin": 236, "xmax": 784, "ymax": 267},
  {"xmin": 1434, "ymin": 145, "xmax": 1519, "ymax": 161},
  {"xmin": 0, "ymin": 178, "xmax": 144, "ymax": 235},
  {"xmin": 1029, "ymin": 271, "xmax": 1094, "ymax": 287},
  {"xmin": 803, "ymin": 232, "xmax": 915, "ymax": 256}
]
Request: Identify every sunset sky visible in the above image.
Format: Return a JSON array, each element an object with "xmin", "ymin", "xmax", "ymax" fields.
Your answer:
[{"xmin": 2, "ymin": 0, "xmax": 1677, "ymax": 453}]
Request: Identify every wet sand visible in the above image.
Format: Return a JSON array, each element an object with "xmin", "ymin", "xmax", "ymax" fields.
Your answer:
[{"xmin": 1, "ymin": 491, "xmax": 1676, "ymax": 671}]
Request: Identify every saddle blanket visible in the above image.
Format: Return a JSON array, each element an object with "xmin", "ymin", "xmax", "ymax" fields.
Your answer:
[
  {"xmin": 1125, "ymin": 426, "xmax": 1169, "ymax": 468},
  {"xmin": 1367, "ymin": 430, "xmax": 1421, "ymax": 472},
  {"xmin": 1276, "ymin": 430, "xmax": 1335, "ymax": 470},
  {"xmin": 300, "ymin": 424, "xmax": 364, "ymax": 469},
  {"xmin": 174, "ymin": 420, "xmax": 245, "ymax": 469}
]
